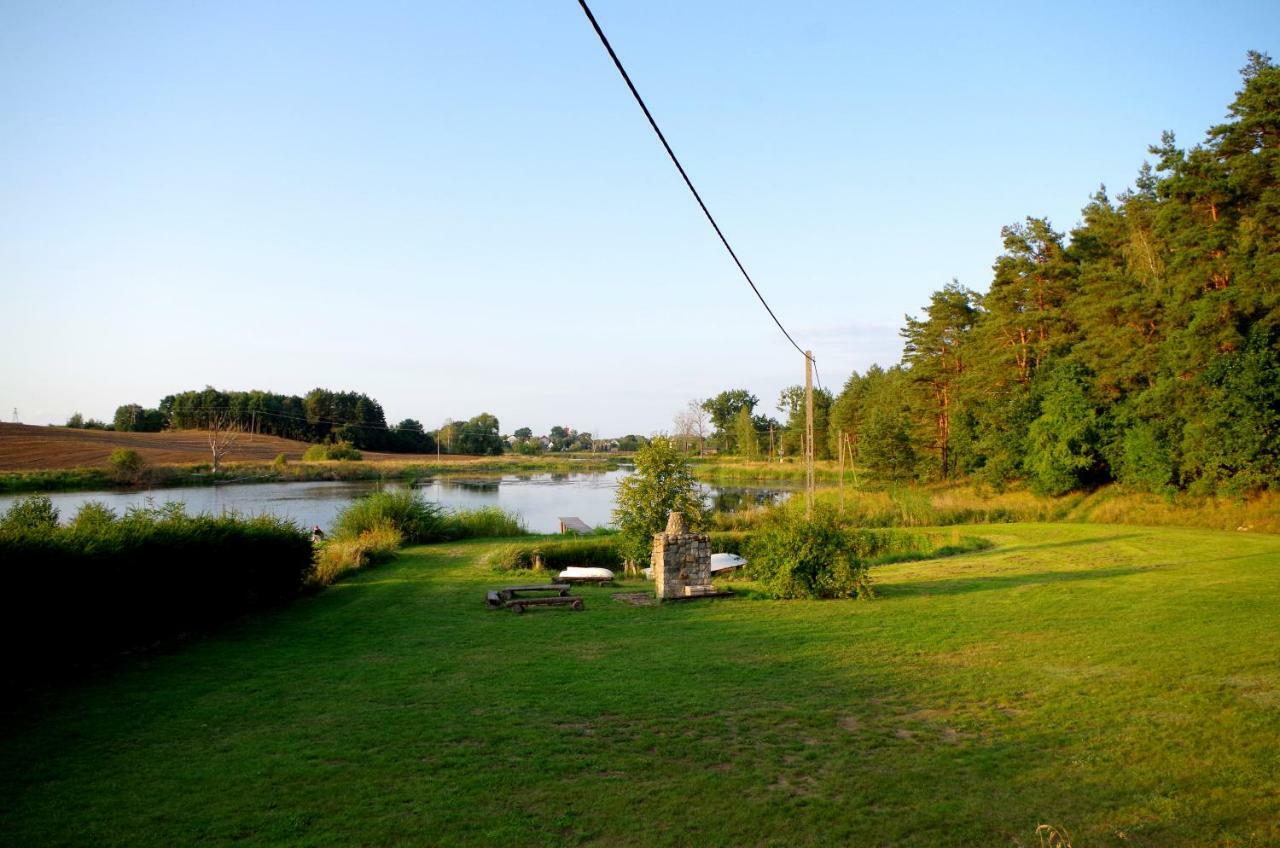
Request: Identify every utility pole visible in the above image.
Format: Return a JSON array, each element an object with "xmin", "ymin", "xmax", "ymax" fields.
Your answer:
[
  {"xmin": 838, "ymin": 428, "xmax": 845, "ymax": 514},
  {"xmin": 804, "ymin": 350, "xmax": 815, "ymax": 519}
]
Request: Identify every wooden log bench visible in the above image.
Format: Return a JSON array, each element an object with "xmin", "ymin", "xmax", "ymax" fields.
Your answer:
[
  {"xmin": 486, "ymin": 584, "xmax": 576, "ymax": 611},
  {"xmin": 506, "ymin": 595, "xmax": 584, "ymax": 614},
  {"xmin": 556, "ymin": 574, "xmax": 614, "ymax": 586}
]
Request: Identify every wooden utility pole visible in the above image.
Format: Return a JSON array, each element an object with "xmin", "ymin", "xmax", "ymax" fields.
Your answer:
[
  {"xmin": 838, "ymin": 428, "xmax": 845, "ymax": 514},
  {"xmin": 846, "ymin": 432, "xmax": 860, "ymax": 491},
  {"xmin": 804, "ymin": 350, "xmax": 815, "ymax": 518}
]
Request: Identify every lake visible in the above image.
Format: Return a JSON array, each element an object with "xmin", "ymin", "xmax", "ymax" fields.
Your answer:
[{"xmin": 0, "ymin": 470, "xmax": 795, "ymax": 534}]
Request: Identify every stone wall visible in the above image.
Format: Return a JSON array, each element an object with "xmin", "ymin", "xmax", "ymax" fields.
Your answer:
[{"xmin": 651, "ymin": 511, "xmax": 712, "ymax": 600}]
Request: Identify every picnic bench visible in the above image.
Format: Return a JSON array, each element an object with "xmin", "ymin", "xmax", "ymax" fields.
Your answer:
[{"xmin": 485, "ymin": 584, "xmax": 583, "ymax": 614}]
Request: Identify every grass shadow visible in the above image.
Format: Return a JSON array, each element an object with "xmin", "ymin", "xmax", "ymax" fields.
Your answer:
[{"xmin": 877, "ymin": 565, "xmax": 1151, "ymax": 597}]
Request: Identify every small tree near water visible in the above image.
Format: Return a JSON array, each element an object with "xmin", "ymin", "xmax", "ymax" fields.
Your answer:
[
  {"xmin": 108, "ymin": 448, "xmax": 146, "ymax": 484},
  {"xmin": 612, "ymin": 436, "xmax": 709, "ymax": 568}
]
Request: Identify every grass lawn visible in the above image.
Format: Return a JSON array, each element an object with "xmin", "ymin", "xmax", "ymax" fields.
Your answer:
[{"xmin": 3, "ymin": 524, "xmax": 1278, "ymax": 847}]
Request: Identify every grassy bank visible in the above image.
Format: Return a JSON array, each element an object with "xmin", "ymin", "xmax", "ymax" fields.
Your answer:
[
  {"xmin": 705, "ymin": 474, "xmax": 1280, "ymax": 535},
  {"xmin": 3, "ymin": 524, "xmax": 1277, "ymax": 846},
  {"xmin": 0, "ymin": 454, "xmax": 625, "ymax": 494}
]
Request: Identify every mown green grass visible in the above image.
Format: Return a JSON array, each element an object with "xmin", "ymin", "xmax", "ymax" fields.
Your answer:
[{"xmin": 2, "ymin": 525, "xmax": 1278, "ymax": 847}]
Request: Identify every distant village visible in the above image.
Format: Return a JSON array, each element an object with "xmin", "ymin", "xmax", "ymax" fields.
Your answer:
[{"xmin": 505, "ymin": 426, "xmax": 646, "ymax": 455}]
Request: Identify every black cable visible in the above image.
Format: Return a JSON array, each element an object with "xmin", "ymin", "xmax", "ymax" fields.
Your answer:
[{"xmin": 576, "ymin": 0, "xmax": 815, "ymax": 371}]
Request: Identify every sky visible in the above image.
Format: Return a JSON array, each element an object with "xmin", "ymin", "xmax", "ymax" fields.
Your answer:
[{"xmin": 2, "ymin": 1, "xmax": 1277, "ymax": 437}]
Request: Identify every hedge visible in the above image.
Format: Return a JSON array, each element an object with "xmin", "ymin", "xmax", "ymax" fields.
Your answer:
[{"xmin": 0, "ymin": 498, "xmax": 313, "ymax": 678}]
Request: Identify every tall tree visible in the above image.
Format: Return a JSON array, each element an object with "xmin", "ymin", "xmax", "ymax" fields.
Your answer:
[
  {"xmin": 901, "ymin": 282, "xmax": 980, "ymax": 479},
  {"xmin": 734, "ymin": 406, "xmax": 759, "ymax": 459},
  {"xmin": 701, "ymin": 390, "xmax": 758, "ymax": 452}
]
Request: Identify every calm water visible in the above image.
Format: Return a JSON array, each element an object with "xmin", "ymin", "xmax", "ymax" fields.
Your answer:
[{"xmin": 0, "ymin": 470, "xmax": 795, "ymax": 534}]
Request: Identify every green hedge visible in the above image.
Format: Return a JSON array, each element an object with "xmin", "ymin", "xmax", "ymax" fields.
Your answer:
[{"xmin": 0, "ymin": 497, "xmax": 313, "ymax": 678}]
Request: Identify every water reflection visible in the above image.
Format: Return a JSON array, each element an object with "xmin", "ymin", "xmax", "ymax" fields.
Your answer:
[{"xmin": 0, "ymin": 470, "xmax": 797, "ymax": 535}]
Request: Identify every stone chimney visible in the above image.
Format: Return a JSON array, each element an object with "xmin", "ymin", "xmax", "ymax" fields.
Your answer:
[{"xmin": 651, "ymin": 510, "xmax": 712, "ymax": 600}]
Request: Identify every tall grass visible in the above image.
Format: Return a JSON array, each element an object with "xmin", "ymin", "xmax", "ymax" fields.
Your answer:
[
  {"xmin": 322, "ymin": 492, "xmax": 530, "ymax": 583},
  {"xmin": 485, "ymin": 537, "xmax": 623, "ymax": 572},
  {"xmin": 313, "ymin": 524, "xmax": 402, "ymax": 585},
  {"xmin": 446, "ymin": 505, "xmax": 527, "ymax": 538},
  {"xmin": 333, "ymin": 490, "xmax": 447, "ymax": 543},
  {"xmin": 332, "ymin": 490, "xmax": 529, "ymax": 543}
]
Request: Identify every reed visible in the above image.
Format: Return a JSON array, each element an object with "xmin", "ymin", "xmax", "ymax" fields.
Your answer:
[{"xmin": 313, "ymin": 524, "xmax": 402, "ymax": 585}]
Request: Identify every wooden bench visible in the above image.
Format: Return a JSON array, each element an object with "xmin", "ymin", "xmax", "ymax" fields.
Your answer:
[
  {"xmin": 496, "ymin": 584, "xmax": 570, "ymax": 600},
  {"xmin": 556, "ymin": 574, "xmax": 614, "ymax": 586},
  {"xmin": 507, "ymin": 595, "xmax": 584, "ymax": 614},
  {"xmin": 485, "ymin": 584, "xmax": 576, "ymax": 611}
]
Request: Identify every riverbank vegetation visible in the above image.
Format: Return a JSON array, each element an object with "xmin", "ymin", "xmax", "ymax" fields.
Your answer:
[
  {"xmin": 0, "ymin": 451, "xmax": 625, "ymax": 494},
  {"xmin": 4, "ymin": 524, "xmax": 1276, "ymax": 845},
  {"xmin": 315, "ymin": 491, "xmax": 529, "ymax": 584},
  {"xmin": 707, "ymin": 477, "xmax": 1280, "ymax": 535}
]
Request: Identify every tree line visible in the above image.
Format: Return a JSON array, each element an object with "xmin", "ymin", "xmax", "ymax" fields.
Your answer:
[
  {"xmin": 76, "ymin": 388, "xmax": 511, "ymax": 456},
  {"xmin": 827, "ymin": 53, "xmax": 1278, "ymax": 495},
  {"xmin": 685, "ymin": 55, "xmax": 1277, "ymax": 497}
]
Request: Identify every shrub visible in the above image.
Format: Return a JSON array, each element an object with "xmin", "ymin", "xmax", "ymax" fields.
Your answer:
[
  {"xmin": 272, "ymin": 453, "xmax": 289, "ymax": 469},
  {"xmin": 303, "ymin": 442, "xmax": 362, "ymax": 462},
  {"xmin": 313, "ymin": 524, "xmax": 402, "ymax": 585},
  {"xmin": 0, "ymin": 503, "xmax": 313, "ymax": 677},
  {"xmin": 1, "ymin": 495, "xmax": 60, "ymax": 533},
  {"xmin": 108, "ymin": 448, "xmax": 146, "ymax": 484},
  {"xmin": 68, "ymin": 501, "xmax": 117, "ymax": 534},
  {"xmin": 744, "ymin": 506, "xmax": 873, "ymax": 600}
]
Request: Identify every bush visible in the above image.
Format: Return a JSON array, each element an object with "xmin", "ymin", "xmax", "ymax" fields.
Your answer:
[
  {"xmin": 744, "ymin": 506, "xmax": 873, "ymax": 599},
  {"xmin": 0, "ymin": 495, "xmax": 59, "ymax": 532},
  {"xmin": 313, "ymin": 524, "xmax": 402, "ymax": 585},
  {"xmin": 68, "ymin": 501, "xmax": 117, "ymax": 534},
  {"xmin": 108, "ymin": 448, "xmax": 146, "ymax": 484},
  {"xmin": 303, "ymin": 442, "xmax": 362, "ymax": 462},
  {"xmin": 272, "ymin": 453, "xmax": 289, "ymax": 469},
  {"xmin": 0, "ymin": 502, "xmax": 313, "ymax": 677}
]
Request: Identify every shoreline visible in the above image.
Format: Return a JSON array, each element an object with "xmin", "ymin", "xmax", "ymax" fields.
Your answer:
[{"xmin": 0, "ymin": 456, "xmax": 628, "ymax": 495}]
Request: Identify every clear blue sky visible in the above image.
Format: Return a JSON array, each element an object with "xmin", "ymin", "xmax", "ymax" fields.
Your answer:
[{"xmin": 3, "ymin": 1, "xmax": 1276, "ymax": 436}]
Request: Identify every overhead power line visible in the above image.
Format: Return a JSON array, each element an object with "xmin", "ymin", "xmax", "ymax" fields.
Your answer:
[{"xmin": 576, "ymin": 0, "xmax": 819, "ymax": 385}]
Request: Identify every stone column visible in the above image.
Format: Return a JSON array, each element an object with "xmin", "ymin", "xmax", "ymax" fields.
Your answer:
[{"xmin": 651, "ymin": 511, "xmax": 712, "ymax": 600}]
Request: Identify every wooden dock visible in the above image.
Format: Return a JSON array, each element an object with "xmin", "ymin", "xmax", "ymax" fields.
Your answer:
[{"xmin": 557, "ymin": 516, "xmax": 593, "ymax": 534}]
